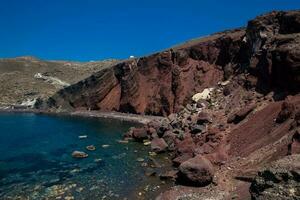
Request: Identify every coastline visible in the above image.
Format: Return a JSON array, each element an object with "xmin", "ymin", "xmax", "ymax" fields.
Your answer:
[
  {"xmin": 0, "ymin": 108, "xmax": 165, "ymax": 124},
  {"xmin": 0, "ymin": 108, "xmax": 173, "ymax": 198}
]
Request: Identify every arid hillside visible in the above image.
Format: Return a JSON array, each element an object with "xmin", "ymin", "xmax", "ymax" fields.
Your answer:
[{"xmin": 0, "ymin": 56, "xmax": 118, "ymax": 107}]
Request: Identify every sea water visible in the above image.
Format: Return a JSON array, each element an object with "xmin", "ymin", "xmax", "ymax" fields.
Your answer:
[{"xmin": 0, "ymin": 113, "xmax": 168, "ymax": 199}]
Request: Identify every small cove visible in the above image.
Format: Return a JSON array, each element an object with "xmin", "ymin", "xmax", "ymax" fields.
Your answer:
[{"xmin": 0, "ymin": 112, "xmax": 172, "ymax": 199}]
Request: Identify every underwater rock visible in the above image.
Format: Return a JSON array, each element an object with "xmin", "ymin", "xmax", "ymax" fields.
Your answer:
[
  {"xmin": 136, "ymin": 158, "xmax": 145, "ymax": 162},
  {"xmin": 86, "ymin": 145, "xmax": 96, "ymax": 151},
  {"xmin": 71, "ymin": 151, "xmax": 88, "ymax": 158}
]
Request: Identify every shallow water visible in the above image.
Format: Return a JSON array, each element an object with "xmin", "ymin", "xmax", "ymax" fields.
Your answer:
[{"xmin": 0, "ymin": 113, "xmax": 170, "ymax": 199}]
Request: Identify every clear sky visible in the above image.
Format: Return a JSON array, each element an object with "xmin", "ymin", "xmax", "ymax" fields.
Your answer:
[{"xmin": 0, "ymin": 0, "xmax": 299, "ymax": 61}]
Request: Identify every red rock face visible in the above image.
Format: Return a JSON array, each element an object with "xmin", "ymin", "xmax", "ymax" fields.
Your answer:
[
  {"xmin": 35, "ymin": 10, "xmax": 300, "ymax": 199},
  {"xmin": 246, "ymin": 11, "xmax": 300, "ymax": 93},
  {"xmin": 44, "ymin": 11, "xmax": 300, "ymax": 117},
  {"xmin": 45, "ymin": 29, "xmax": 246, "ymax": 115}
]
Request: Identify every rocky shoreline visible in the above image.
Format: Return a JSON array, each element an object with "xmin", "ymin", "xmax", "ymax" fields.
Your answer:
[
  {"xmin": 1, "ymin": 10, "xmax": 300, "ymax": 199},
  {"xmin": 0, "ymin": 108, "xmax": 164, "ymax": 125}
]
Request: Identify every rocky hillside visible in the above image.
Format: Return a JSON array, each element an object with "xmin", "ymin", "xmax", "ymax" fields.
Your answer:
[
  {"xmin": 39, "ymin": 10, "xmax": 300, "ymax": 199},
  {"xmin": 0, "ymin": 56, "xmax": 118, "ymax": 108},
  {"xmin": 44, "ymin": 11, "xmax": 300, "ymax": 116}
]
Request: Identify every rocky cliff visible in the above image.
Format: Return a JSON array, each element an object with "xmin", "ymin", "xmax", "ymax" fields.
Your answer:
[
  {"xmin": 44, "ymin": 11, "xmax": 300, "ymax": 117},
  {"xmin": 41, "ymin": 10, "xmax": 300, "ymax": 199}
]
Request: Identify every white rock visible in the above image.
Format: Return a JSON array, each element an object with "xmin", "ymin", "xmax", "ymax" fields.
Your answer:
[
  {"xmin": 34, "ymin": 72, "xmax": 70, "ymax": 88},
  {"xmin": 219, "ymin": 80, "xmax": 230, "ymax": 86},
  {"xmin": 20, "ymin": 98, "xmax": 37, "ymax": 108},
  {"xmin": 192, "ymin": 88, "xmax": 214, "ymax": 102}
]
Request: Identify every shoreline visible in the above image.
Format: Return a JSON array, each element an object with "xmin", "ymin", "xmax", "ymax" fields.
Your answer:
[{"xmin": 0, "ymin": 108, "xmax": 165, "ymax": 124}]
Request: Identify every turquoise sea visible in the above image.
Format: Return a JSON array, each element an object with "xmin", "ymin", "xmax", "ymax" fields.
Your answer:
[{"xmin": 0, "ymin": 113, "xmax": 169, "ymax": 199}]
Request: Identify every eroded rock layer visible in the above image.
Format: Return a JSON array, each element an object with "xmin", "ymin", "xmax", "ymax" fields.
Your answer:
[
  {"xmin": 43, "ymin": 10, "xmax": 300, "ymax": 199},
  {"xmin": 45, "ymin": 11, "xmax": 300, "ymax": 116}
]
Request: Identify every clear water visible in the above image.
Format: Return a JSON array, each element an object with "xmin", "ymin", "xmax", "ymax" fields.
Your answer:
[{"xmin": 0, "ymin": 113, "xmax": 168, "ymax": 200}]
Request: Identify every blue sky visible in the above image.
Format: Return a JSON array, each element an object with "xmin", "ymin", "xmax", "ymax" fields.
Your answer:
[{"xmin": 0, "ymin": 0, "xmax": 299, "ymax": 61}]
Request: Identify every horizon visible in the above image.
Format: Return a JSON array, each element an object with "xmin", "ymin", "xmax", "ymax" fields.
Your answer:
[{"xmin": 0, "ymin": 0, "xmax": 299, "ymax": 61}]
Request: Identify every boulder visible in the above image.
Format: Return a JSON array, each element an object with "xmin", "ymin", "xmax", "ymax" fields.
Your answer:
[
  {"xmin": 151, "ymin": 138, "xmax": 168, "ymax": 153},
  {"xmin": 159, "ymin": 169, "xmax": 178, "ymax": 181},
  {"xmin": 157, "ymin": 119, "xmax": 171, "ymax": 137},
  {"xmin": 190, "ymin": 124, "xmax": 205, "ymax": 134},
  {"xmin": 72, "ymin": 151, "xmax": 88, "ymax": 158},
  {"xmin": 147, "ymin": 127, "xmax": 158, "ymax": 138},
  {"xmin": 172, "ymin": 154, "xmax": 193, "ymax": 167},
  {"xmin": 132, "ymin": 127, "xmax": 148, "ymax": 141},
  {"xmin": 197, "ymin": 112, "xmax": 212, "ymax": 124},
  {"xmin": 192, "ymin": 88, "xmax": 214, "ymax": 102},
  {"xmin": 175, "ymin": 136, "xmax": 196, "ymax": 155},
  {"xmin": 162, "ymin": 131, "xmax": 177, "ymax": 151},
  {"xmin": 178, "ymin": 155, "xmax": 214, "ymax": 186}
]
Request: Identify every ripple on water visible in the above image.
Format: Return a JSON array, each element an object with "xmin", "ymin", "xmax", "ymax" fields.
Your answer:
[{"xmin": 0, "ymin": 113, "xmax": 173, "ymax": 199}]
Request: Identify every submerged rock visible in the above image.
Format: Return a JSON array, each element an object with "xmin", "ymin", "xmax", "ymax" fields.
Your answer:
[
  {"xmin": 72, "ymin": 151, "xmax": 88, "ymax": 158},
  {"xmin": 136, "ymin": 158, "xmax": 145, "ymax": 162},
  {"xmin": 117, "ymin": 140, "xmax": 129, "ymax": 144},
  {"xmin": 86, "ymin": 145, "xmax": 96, "ymax": 151},
  {"xmin": 94, "ymin": 158, "xmax": 102, "ymax": 163}
]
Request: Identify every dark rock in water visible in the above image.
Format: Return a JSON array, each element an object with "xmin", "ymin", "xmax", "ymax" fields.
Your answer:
[
  {"xmin": 227, "ymin": 104, "xmax": 256, "ymax": 124},
  {"xmin": 151, "ymin": 138, "xmax": 168, "ymax": 153},
  {"xmin": 72, "ymin": 151, "xmax": 88, "ymax": 158},
  {"xmin": 177, "ymin": 155, "xmax": 214, "ymax": 186}
]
